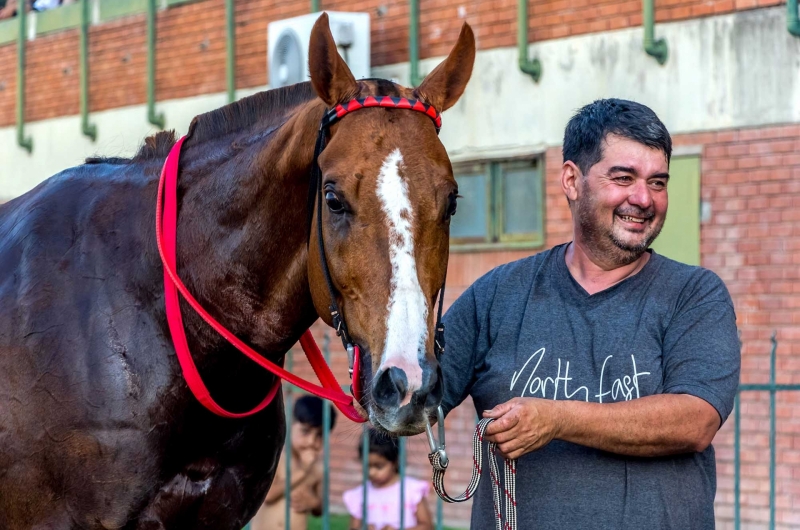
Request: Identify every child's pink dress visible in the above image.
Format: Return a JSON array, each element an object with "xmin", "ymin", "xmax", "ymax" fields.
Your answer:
[{"xmin": 343, "ymin": 476, "xmax": 430, "ymax": 528}]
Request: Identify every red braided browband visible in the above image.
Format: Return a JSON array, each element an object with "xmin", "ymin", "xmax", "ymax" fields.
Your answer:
[{"xmin": 322, "ymin": 96, "xmax": 442, "ymax": 132}]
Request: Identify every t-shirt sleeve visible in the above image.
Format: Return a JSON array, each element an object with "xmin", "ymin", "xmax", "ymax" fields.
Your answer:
[
  {"xmin": 440, "ymin": 268, "xmax": 498, "ymax": 417},
  {"xmin": 661, "ymin": 270, "xmax": 741, "ymax": 425},
  {"xmin": 342, "ymin": 486, "xmax": 363, "ymax": 518}
]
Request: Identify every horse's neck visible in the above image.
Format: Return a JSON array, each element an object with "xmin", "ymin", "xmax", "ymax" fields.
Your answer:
[{"xmin": 173, "ymin": 101, "xmax": 324, "ymax": 355}]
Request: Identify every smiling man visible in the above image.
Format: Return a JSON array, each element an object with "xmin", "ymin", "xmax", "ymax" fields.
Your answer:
[{"xmin": 440, "ymin": 99, "xmax": 741, "ymax": 529}]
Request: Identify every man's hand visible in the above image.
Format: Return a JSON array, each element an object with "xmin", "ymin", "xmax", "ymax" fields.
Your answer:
[{"xmin": 483, "ymin": 397, "xmax": 562, "ymax": 460}]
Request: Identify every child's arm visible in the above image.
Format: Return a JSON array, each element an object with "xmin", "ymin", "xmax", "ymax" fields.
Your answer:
[
  {"xmin": 408, "ymin": 494, "xmax": 434, "ymax": 530},
  {"xmin": 263, "ymin": 454, "xmax": 316, "ymax": 505}
]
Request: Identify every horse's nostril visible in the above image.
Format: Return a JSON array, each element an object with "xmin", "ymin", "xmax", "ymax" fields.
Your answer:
[
  {"xmin": 373, "ymin": 367, "xmax": 409, "ymax": 409},
  {"xmin": 424, "ymin": 366, "xmax": 444, "ymax": 409}
]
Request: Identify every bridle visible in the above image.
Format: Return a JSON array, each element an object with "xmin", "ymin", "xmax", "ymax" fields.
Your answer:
[
  {"xmin": 155, "ymin": 94, "xmax": 447, "ymax": 423},
  {"xmin": 308, "ymin": 95, "xmax": 448, "ymax": 404}
]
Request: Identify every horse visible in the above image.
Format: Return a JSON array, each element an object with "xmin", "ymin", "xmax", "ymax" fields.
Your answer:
[{"xmin": 0, "ymin": 14, "xmax": 475, "ymax": 530}]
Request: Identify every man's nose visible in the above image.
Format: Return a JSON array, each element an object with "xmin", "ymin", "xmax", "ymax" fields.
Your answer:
[{"xmin": 628, "ymin": 180, "xmax": 653, "ymax": 209}]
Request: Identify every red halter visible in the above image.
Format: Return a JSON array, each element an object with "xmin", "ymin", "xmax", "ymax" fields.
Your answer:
[{"xmin": 155, "ymin": 96, "xmax": 444, "ymax": 423}]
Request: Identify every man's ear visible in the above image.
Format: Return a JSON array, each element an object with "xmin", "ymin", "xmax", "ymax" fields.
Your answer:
[{"xmin": 562, "ymin": 161, "xmax": 581, "ymax": 204}]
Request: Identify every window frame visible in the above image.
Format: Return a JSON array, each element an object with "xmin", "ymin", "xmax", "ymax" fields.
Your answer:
[{"xmin": 449, "ymin": 155, "xmax": 545, "ymax": 252}]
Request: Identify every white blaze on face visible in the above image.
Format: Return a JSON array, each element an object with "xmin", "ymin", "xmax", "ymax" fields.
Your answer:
[{"xmin": 376, "ymin": 148, "xmax": 427, "ymax": 396}]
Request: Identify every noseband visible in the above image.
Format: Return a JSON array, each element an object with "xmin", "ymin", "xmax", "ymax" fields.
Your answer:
[{"xmin": 308, "ymin": 96, "xmax": 448, "ymax": 403}]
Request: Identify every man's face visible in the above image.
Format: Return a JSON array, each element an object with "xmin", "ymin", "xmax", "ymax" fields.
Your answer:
[{"xmin": 572, "ymin": 134, "xmax": 669, "ymax": 266}]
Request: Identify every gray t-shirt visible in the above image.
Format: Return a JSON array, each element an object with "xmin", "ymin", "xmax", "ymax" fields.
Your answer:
[{"xmin": 441, "ymin": 243, "xmax": 740, "ymax": 530}]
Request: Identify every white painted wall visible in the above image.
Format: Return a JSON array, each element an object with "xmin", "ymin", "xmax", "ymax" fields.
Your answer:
[{"xmin": 1, "ymin": 6, "xmax": 797, "ymax": 200}]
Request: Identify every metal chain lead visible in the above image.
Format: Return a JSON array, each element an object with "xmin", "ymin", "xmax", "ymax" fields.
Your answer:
[{"xmin": 428, "ymin": 418, "xmax": 517, "ymax": 530}]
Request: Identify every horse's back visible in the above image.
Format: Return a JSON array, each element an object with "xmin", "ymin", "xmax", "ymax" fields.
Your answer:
[{"xmin": 0, "ymin": 162, "xmax": 172, "ymax": 529}]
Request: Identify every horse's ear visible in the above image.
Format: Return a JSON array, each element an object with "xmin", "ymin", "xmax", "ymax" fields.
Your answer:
[
  {"xmin": 308, "ymin": 13, "xmax": 359, "ymax": 106},
  {"xmin": 414, "ymin": 23, "xmax": 475, "ymax": 112}
]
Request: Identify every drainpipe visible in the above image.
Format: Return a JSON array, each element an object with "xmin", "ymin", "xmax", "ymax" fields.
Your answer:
[
  {"xmin": 16, "ymin": 2, "xmax": 32, "ymax": 153},
  {"xmin": 226, "ymin": 0, "xmax": 235, "ymax": 103},
  {"xmin": 80, "ymin": 0, "xmax": 97, "ymax": 141},
  {"xmin": 789, "ymin": 0, "xmax": 800, "ymax": 37},
  {"xmin": 518, "ymin": 0, "xmax": 541, "ymax": 82},
  {"xmin": 409, "ymin": 0, "xmax": 423, "ymax": 87},
  {"xmin": 147, "ymin": 0, "xmax": 165, "ymax": 128},
  {"xmin": 643, "ymin": 0, "xmax": 668, "ymax": 64},
  {"xmin": 311, "ymin": 0, "xmax": 320, "ymax": 12}
]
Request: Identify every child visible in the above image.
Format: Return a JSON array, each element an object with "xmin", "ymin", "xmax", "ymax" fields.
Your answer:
[
  {"xmin": 343, "ymin": 431, "xmax": 433, "ymax": 530},
  {"xmin": 250, "ymin": 395, "xmax": 337, "ymax": 530}
]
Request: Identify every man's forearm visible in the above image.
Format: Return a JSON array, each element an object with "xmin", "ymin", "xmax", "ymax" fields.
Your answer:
[{"xmin": 555, "ymin": 393, "xmax": 719, "ymax": 457}]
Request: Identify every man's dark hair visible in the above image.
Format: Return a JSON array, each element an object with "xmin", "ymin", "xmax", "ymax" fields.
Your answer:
[
  {"xmin": 562, "ymin": 99, "xmax": 672, "ymax": 175},
  {"xmin": 358, "ymin": 429, "xmax": 399, "ymax": 464},
  {"xmin": 293, "ymin": 395, "xmax": 337, "ymax": 431}
]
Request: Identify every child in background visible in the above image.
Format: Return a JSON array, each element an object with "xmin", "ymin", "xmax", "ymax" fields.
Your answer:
[
  {"xmin": 250, "ymin": 396, "xmax": 337, "ymax": 530},
  {"xmin": 343, "ymin": 430, "xmax": 433, "ymax": 530}
]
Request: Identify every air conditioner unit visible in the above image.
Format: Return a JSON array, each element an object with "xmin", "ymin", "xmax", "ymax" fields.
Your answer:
[{"xmin": 268, "ymin": 12, "xmax": 370, "ymax": 88}]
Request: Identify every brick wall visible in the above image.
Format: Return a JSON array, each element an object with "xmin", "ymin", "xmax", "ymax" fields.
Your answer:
[
  {"xmin": 1, "ymin": 0, "xmax": 798, "ymax": 527},
  {"xmin": 0, "ymin": 0, "xmax": 787, "ymax": 127},
  {"xmin": 289, "ymin": 125, "xmax": 800, "ymax": 528}
]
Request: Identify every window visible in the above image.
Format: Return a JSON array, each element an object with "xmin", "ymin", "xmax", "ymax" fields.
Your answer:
[{"xmin": 450, "ymin": 157, "xmax": 544, "ymax": 250}]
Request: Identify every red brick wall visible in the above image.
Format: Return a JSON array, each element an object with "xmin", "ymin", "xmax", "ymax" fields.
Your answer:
[
  {"xmin": 676, "ymin": 124, "xmax": 800, "ymax": 530},
  {"xmin": 290, "ymin": 125, "xmax": 800, "ymax": 527},
  {"xmin": 0, "ymin": 0, "xmax": 787, "ymax": 127}
]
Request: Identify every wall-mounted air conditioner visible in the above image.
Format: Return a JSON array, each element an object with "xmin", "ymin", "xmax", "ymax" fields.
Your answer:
[{"xmin": 267, "ymin": 12, "xmax": 370, "ymax": 88}]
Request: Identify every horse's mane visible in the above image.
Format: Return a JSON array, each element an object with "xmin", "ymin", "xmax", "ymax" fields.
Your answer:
[{"xmin": 86, "ymin": 82, "xmax": 317, "ymax": 165}]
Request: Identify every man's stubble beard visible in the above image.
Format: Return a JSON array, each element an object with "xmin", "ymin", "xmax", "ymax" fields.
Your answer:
[{"xmin": 575, "ymin": 190, "xmax": 665, "ymax": 268}]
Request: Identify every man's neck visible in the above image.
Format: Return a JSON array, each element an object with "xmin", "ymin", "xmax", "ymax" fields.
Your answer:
[{"xmin": 565, "ymin": 239, "xmax": 650, "ymax": 296}]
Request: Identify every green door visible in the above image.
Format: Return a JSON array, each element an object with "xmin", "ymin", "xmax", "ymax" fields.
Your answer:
[{"xmin": 650, "ymin": 156, "xmax": 701, "ymax": 266}]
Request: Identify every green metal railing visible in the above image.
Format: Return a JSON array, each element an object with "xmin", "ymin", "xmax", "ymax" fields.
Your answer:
[
  {"xmin": 733, "ymin": 332, "xmax": 795, "ymax": 530},
  {"xmin": 242, "ymin": 330, "xmax": 450, "ymax": 530}
]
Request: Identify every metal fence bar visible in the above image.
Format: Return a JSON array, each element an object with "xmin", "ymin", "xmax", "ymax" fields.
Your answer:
[
  {"xmin": 361, "ymin": 425, "xmax": 369, "ymax": 530},
  {"xmin": 322, "ymin": 332, "xmax": 332, "ymax": 530},
  {"xmin": 285, "ymin": 351, "xmax": 294, "ymax": 530},
  {"xmin": 769, "ymin": 332, "xmax": 777, "ymax": 530},
  {"xmin": 733, "ymin": 332, "xmax": 787, "ymax": 530},
  {"xmin": 399, "ymin": 437, "xmax": 407, "ymax": 530},
  {"xmin": 734, "ymin": 392, "xmax": 740, "ymax": 530}
]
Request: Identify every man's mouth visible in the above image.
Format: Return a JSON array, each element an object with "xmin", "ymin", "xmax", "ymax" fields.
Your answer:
[{"xmin": 617, "ymin": 214, "xmax": 646, "ymax": 223}]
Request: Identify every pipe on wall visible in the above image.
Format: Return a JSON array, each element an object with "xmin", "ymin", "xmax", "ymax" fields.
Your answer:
[
  {"xmin": 17, "ymin": 2, "xmax": 32, "ymax": 153},
  {"xmin": 789, "ymin": 0, "xmax": 800, "ymax": 37},
  {"xmin": 409, "ymin": 0, "xmax": 423, "ymax": 86},
  {"xmin": 147, "ymin": 0, "xmax": 165, "ymax": 129},
  {"xmin": 226, "ymin": 0, "xmax": 236, "ymax": 103},
  {"xmin": 311, "ymin": 0, "xmax": 320, "ymax": 12},
  {"xmin": 80, "ymin": 0, "xmax": 97, "ymax": 141},
  {"xmin": 518, "ymin": 0, "xmax": 542, "ymax": 82},
  {"xmin": 643, "ymin": 0, "xmax": 668, "ymax": 64}
]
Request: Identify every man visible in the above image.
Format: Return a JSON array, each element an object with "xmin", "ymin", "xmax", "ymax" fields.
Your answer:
[
  {"xmin": 441, "ymin": 99, "xmax": 740, "ymax": 529},
  {"xmin": 250, "ymin": 396, "xmax": 336, "ymax": 530}
]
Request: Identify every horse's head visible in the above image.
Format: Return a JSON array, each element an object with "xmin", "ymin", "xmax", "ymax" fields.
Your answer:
[{"xmin": 306, "ymin": 14, "xmax": 475, "ymax": 435}]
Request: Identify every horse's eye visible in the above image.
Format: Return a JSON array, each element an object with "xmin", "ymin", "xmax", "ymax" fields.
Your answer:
[
  {"xmin": 325, "ymin": 191, "xmax": 345, "ymax": 213},
  {"xmin": 446, "ymin": 194, "xmax": 458, "ymax": 219}
]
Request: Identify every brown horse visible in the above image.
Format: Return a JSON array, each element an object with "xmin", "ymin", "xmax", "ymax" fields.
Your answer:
[{"xmin": 0, "ymin": 14, "xmax": 475, "ymax": 530}]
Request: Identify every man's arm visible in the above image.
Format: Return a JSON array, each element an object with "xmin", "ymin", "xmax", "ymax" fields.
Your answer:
[{"xmin": 484, "ymin": 394, "xmax": 719, "ymax": 460}]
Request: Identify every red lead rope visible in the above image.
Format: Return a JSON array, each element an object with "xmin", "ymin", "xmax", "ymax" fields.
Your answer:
[{"xmin": 155, "ymin": 135, "xmax": 365, "ymax": 422}]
